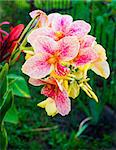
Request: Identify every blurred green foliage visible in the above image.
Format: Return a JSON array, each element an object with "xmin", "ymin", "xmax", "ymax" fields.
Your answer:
[{"xmin": 0, "ymin": 0, "xmax": 116, "ymax": 149}]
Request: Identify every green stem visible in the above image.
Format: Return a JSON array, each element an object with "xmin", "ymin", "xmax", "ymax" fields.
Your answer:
[
  {"xmin": 20, "ymin": 46, "xmax": 33, "ymax": 51},
  {"xmin": 0, "ymin": 123, "xmax": 8, "ymax": 150},
  {"xmin": 9, "ymin": 16, "xmax": 37, "ymax": 65}
]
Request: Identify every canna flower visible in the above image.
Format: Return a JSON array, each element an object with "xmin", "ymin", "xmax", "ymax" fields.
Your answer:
[
  {"xmin": 20, "ymin": 10, "xmax": 110, "ymax": 117},
  {"xmin": 0, "ymin": 22, "xmax": 24, "ymax": 62},
  {"xmin": 29, "ymin": 11, "xmax": 91, "ymax": 41},
  {"xmin": 91, "ymin": 43, "xmax": 110, "ymax": 79},
  {"xmin": 29, "ymin": 77, "xmax": 71, "ymax": 116},
  {"xmin": 22, "ymin": 35, "xmax": 80, "ymax": 78}
]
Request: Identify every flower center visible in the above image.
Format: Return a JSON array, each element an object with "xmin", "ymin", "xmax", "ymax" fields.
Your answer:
[
  {"xmin": 48, "ymin": 54, "xmax": 59, "ymax": 64},
  {"xmin": 55, "ymin": 31, "xmax": 65, "ymax": 40}
]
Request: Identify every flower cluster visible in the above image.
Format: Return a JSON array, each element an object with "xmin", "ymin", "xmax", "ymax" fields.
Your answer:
[{"xmin": 22, "ymin": 10, "xmax": 110, "ymax": 116}]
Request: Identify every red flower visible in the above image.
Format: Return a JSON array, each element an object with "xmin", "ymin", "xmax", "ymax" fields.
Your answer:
[{"xmin": 0, "ymin": 22, "xmax": 24, "ymax": 63}]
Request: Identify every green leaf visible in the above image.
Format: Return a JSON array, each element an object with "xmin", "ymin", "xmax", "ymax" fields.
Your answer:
[
  {"xmin": 0, "ymin": 90, "xmax": 13, "ymax": 124},
  {"xmin": 0, "ymin": 63, "xmax": 9, "ymax": 98},
  {"xmin": 4, "ymin": 104, "xmax": 19, "ymax": 124},
  {"xmin": 0, "ymin": 124, "xmax": 8, "ymax": 150},
  {"xmin": 76, "ymin": 124, "xmax": 88, "ymax": 137},
  {"xmin": 8, "ymin": 74, "xmax": 31, "ymax": 98}
]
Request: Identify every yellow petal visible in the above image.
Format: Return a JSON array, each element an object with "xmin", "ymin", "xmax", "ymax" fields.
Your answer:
[
  {"xmin": 45, "ymin": 99, "xmax": 58, "ymax": 117},
  {"xmin": 93, "ymin": 44, "xmax": 107, "ymax": 61},
  {"xmin": 68, "ymin": 81, "xmax": 80, "ymax": 99},
  {"xmin": 78, "ymin": 63, "xmax": 91, "ymax": 79},
  {"xmin": 37, "ymin": 98, "xmax": 58, "ymax": 116},
  {"xmin": 62, "ymin": 80, "xmax": 69, "ymax": 92},
  {"xmin": 91, "ymin": 61, "xmax": 110, "ymax": 79},
  {"xmin": 37, "ymin": 98, "xmax": 50, "ymax": 108}
]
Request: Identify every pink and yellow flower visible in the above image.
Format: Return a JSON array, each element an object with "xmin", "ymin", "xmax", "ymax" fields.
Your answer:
[
  {"xmin": 21, "ymin": 10, "xmax": 110, "ymax": 117},
  {"xmin": 22, "ymin": 35, "xmax": 80, "ymax": 78},
  {"xmin": 29, "ymin": 77, "xmax": 71, "ymax": 116}
]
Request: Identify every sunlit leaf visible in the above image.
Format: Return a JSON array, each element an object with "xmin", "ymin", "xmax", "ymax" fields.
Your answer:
[{"xmin": 8, "ymin": 74, "xmax": 31, "ymax": 98}]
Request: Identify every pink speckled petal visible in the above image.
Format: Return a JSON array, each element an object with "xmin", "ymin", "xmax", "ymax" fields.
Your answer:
[
  {"xmin": 48, "ymin": 13, "xmax": 61, "ymax": 27},
  {"xmin": 28, "ymin": 27, "xmax": 54, "ymax": 41},
  {"xmin": 27, "ymin": 34, "xmax": 59, "ymax": 54},
  {"xmin": 58, "ymin": 36, "xmax": 80, "ymax": 61},
  {"xmin": 55, "ymin": 63, "xmax": 70, "ymax": 76},
  {"xmin": 67, "ymin": 20, "xmax": 91, "ymax": 37},
  {"xmin": 49, "ymin": 13, "xmax": 73, "ymax": 32},
  {"xmin": 80, "ymin": 35, "xmax": 96, "ymax": 49},
  {"xmin": 29, "ymin": 78, "xmax": 46, "ymax": 86},
  {"xmin": 22, "ymin": 54, "xmax": 51, "ymax": 79},
  {"xmin": 29, "ymin": 77, "xmax": 58, "ymax": 86},
  {"xmin": 74, "ymin": 47, "xmax": 98, "ymax": 66},
  {"xmin": 55, "ymin": 89, "xmax": 71, "ymax": 116}
]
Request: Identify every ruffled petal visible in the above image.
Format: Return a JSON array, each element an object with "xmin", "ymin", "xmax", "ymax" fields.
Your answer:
[
  {"xmin": 55, "ymin": 89, "xmax": 71, "ymax": 116},
  {"xmin": 28, "ymin": 27, "xmax": 54, "ymax": 40},
  {"xmin": 80, "ymin": 35, "xmax": 96, "ymax": 49},
  {"xmin": 27, "ymin": 34, "xmax": 58, "ymax": 54},
  {"xmin": 74, "ymin": 47, "xmax": 98, "ymax": 66},
  {"xmin": 48, "ymin": 13, "xmax": 61, "ymax": 27},
  {"xmin": 58, "ymin": 36, "xmax": 80, "ymax": 61},
  {"xmin": 22, "ymin": 54, "xmax": 51, "ymax": 79},
  {"xmin": 67, "ymin": 20, "xmax": 91, "ymax": 37},
  {"xmin": 91, "ymin": 61, "xmax": 110, "ymax": 79},
  {"xmin": 49, "ymin": 13, "xmax": 73, "ymax": 32}
]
